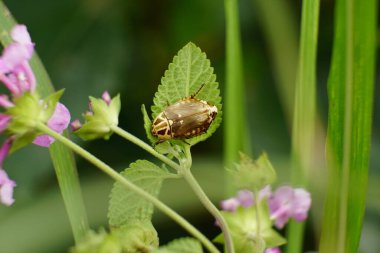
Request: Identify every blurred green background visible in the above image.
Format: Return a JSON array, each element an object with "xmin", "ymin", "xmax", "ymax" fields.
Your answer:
[{"xmin": 0, "ymin": 0, "xmax": 378, "ymax": 252}]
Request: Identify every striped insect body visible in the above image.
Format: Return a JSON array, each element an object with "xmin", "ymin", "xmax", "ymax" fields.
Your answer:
[{"xmin": 151, "ymin": 97, "xmax": 218, "ymax": 142}]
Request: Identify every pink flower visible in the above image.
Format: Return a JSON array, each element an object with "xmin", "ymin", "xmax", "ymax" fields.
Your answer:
[
  {"xmin": 33, "ymin": 102, "xmax": 71, "ymax": 147},
  {"xmin": 265, "ymin": 247, "xmax": 281, "ymax": 253},
  {"xmin": 268, "ymin": 186, "xmax": 311, "ymax": 229},
  {"xmin": 0, "ymin": 25, "xmax": 35, "ymax": 96}
]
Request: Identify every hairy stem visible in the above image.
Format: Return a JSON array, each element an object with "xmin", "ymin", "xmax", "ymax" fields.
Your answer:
[
  {"xmin": 183, "ymin": 146, "xmax": 235, "ymax": 253},
  {"xmin": 253, "ymin": 190, "xmax": 263, "ymax": 252},
  {"xmin": 111, "ymin": 126, "xmax": 181, "ymax": 171},
  {"xmin": 38, "ymin": 123, "xmax": 219, "ymax": 253}
]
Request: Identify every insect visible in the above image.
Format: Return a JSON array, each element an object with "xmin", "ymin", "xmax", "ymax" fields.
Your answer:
[{"xmin": 151, "ymin": 84, "xmax": 218, "ymax": 142}]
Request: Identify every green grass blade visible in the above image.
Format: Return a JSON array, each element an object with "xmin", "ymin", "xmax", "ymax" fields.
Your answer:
[
  {"xmin": 252, "ymin": 0, "xmax": 298, "ymax": 126},
  {"xmin": 319, "ymin": 0, "xmax": 376, "ymax": 252},
  {"xmin": 224, "ymin": 0, "xmax": 248, "ymax": 166},
  {"xmin": 0, "ymin": 1, "xmax": 89, "ymax": 242},
  {"xmin": 286, "ymin": 1, "xmax": 320, "ymax": 252}
]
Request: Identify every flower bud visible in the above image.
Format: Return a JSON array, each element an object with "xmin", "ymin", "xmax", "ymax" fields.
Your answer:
[
  {"xmin": 230, "ymin": 152, "xmax": 276, "ymax": 191},
  {"xmin": 74, "ymin": 93, "xmax": 121, "ymax": 140}
]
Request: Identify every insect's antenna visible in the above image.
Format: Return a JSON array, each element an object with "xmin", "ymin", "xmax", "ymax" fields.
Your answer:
[{"xmin": 191, "ymin": 83, "xmax": 206, "ymax": 98}]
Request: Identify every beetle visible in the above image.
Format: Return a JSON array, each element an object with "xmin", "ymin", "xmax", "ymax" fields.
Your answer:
[{"xmin": 151, "ymin": 84, "xmax": 218, "ymax": 142}]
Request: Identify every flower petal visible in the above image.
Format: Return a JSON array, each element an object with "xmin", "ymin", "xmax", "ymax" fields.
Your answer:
[
  {"xmin": 265, "ymin": 247, "xmax": 281, "ymax": 253},
  {"xmin": 236, "ymin": 190, "xmax": 254, "ymax": 207},
  {"xmin": 0, "ymin": 169, "xmax": 16, "ymax": 206},
  {"xmin": 10, "ymin": 25, "xmax": 34, "ymax": 57},
  {"xmin": 33, "ymin": 102, "xmax": 71, "ymax": 147},
  {"xmin": 220, "ymin": 197, "xmax": 240, "ymax": 212},
  {"xmin": 0, "ymin": 114, "xmax": 11, "ymax": 133},
  {"xmin": 0, "ymin": 138, "xmax": 12, "ymax": 166}
]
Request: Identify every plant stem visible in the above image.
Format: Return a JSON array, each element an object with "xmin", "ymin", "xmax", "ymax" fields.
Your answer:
[
  {"xmin": 183, "ymin": 146, "xmax": 235, "ymax": 253},
  {"xmin": 253, "ymin": 190, "xmax": 263, "ymax": 252},
  {"xmin": 111, "ymin": 126, "xmax": 181, "ymax": 171},
  {"xmin": 37, "ymin": 123, "xmax": 219, "ymax": 253}
]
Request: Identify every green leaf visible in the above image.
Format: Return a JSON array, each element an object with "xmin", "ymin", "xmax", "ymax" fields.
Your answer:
[
  {"xmin": 70, "ymin": 229, "xmax": 121, "ymax": 253},
  {"xmin": 41, "ymin": 89, "xmax": 65, "ymax": 121},
  {"xmin": 70, "ymin": 222, "xmax": 159, "ymax": 253},
  {"xmin": 319, "ymin": 0, "xmax": 376, "ymax": 252},
  {"xmin": 215, "ymin": 202, "xmax": 286, "ymax": 252},
  {"xmin": 113, "ymin": 221, "xmax": 159, "ymax": 253},
  {"xmin": 108, "ymin": 160, "xmax": 171, "ymax": 226},
  {"xmin": 151, "ymin": 238, "xmax": 203, "ymax": 253},
  {"xmin": 142, "ymin": 104, "xmax": 158, "ymax": 144},
  {"xmin": 287, "ymin": 0, "xmax": 319, "ymax": 252},
  {"xmin": 224, "ymin": 0, "xmax": 249, "ymax": 168},
  {"xmin": 150, "ymin": 42, "xmax": 222, "ymax": 145}
]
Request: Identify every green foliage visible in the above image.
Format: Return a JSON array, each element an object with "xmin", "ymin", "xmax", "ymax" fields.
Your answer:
[
  {"xmin": 224, "ymin": 0, "xmax": 248, "ymax": 166},
  {"xmin": 70, "ymin": 222, "xmax": 159, "ymax": 253},
  {"xmin": 151, "ymin": 237, "xmax": 203, "ymax": 253},
  {"xmin": 40, "ymin": 89, "xmax": 65, "ymax": 121},
  {"xmin": 70, "ymin": 229, "xmax": 121, "ymax": 253},
  {"xmin": 287, "ymin": 0, "xmax": 319, "ymax": 252},
  {"xmin": 7, "ymin": 90, "xmax": 64, "ymax": 153},
  {"xmin": 320, "ymin": 0, "xmax": 376, "ymax": 252},
  {"xmin": 113, "ymin": 222, "xmax": 159, "ymax": 253},
  {"xmin": 215, "ymin": 202, "xmax": 286, "ymax": 252},
  {"xmin": 147, "ymin": 42, "xmax": 222, "ymax": 145},
  {"xmin": 108, "ymin": 160, "xmax": 171, "ymax": 226},
  {"xmin": 229, "ymin": 153, "xmax": 276, "ymax": 191},
  {"xmin": 75, "ymin": 94, "xmax": 121, "ymax": 140}
]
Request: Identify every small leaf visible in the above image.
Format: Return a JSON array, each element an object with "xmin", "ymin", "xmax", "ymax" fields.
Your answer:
[
  {"xmin": 41, "ymin": 89, "xmax": 65, "ymax": 121},
  {"xmin": 70, "ymin": 229, "xmax": 122, "ymax": 253},
  {"xmin": 114, "ymin": 221, "xmax": 159, "ymax": 252},
  {"xmin": 108, "ymin": 160, "xmax": 172, "ymax": 226},
  {"xmin": 151, "ymin": 237, "xmax": 203, "ymax": 253},
  {"xmin": 142, "ymin": 104, "xmax": 158, "ymax": 144},
  {"xmin": 70, "ymin": 222, "xmax": 159, "ymax": 253},
  {"xmin": 150, "ymin": 42, "xmax": 222, "ymax": 145}
]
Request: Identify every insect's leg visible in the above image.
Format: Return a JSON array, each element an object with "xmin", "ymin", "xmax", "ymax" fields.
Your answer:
[
  {"xmin": 153, "ymin": 139, "xmax": 165, "ymax": 147},
  {"xmin": 182, "ymin": 139, "xmax": 191, "ymax": 145},
  {"xmin": 191, "ymin": 83, "xmax": 206, "ymax": 98}
]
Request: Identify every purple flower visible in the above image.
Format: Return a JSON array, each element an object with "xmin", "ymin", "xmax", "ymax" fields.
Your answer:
[
  {"xmin": 33, "ymin": 102, "xmax": 71, "ymax": 147},
  {"xmin": 265, "ymin": 247, "xmax": 281, "ymax": 253},
  {"xmin": 0, "ymin": 139, "xmax": 15, "ymax": 206},
  {"xmin": 268, "ymin": 186, "xmax": 311, "ymax": 229}
]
